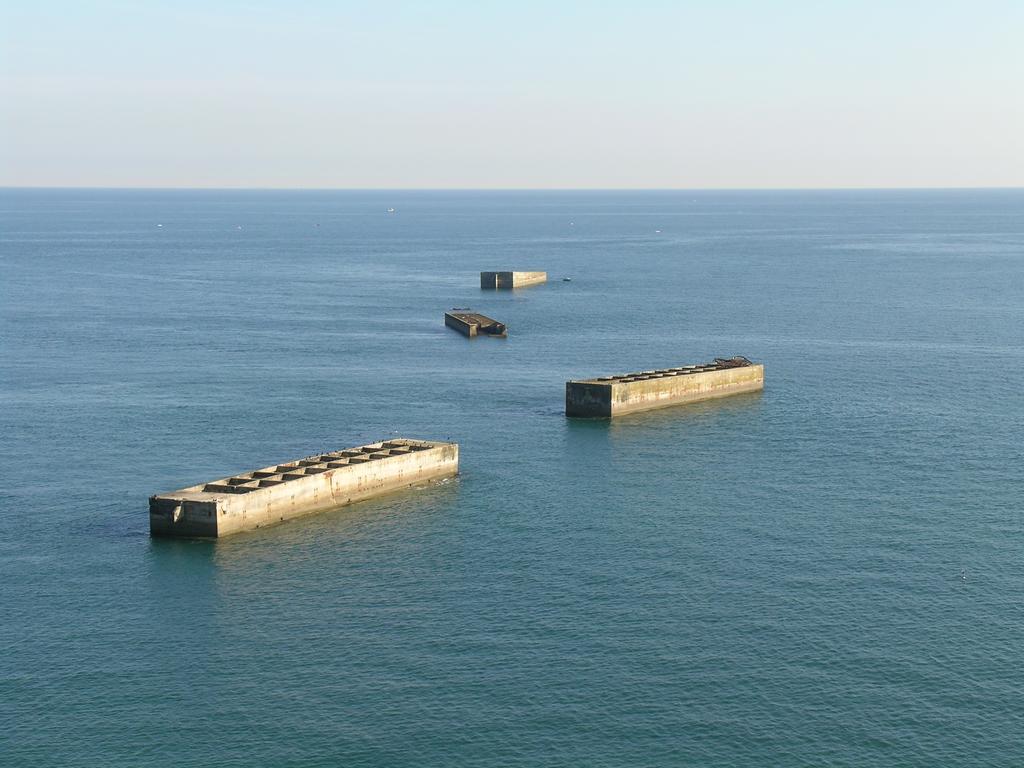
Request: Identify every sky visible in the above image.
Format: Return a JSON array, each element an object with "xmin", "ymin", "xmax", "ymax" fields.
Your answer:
[{"xmin": 1, "ymin": 0, "xmax": 1022, "ymax": 189}]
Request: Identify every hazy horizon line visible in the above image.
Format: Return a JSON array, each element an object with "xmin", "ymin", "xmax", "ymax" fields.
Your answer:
[{"xmin": 3, "ymin": 185, "xmax": 1023, "ymax": 193}]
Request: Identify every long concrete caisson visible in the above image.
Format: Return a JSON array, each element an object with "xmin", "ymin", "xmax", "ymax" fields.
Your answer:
[
  {"xmin": 444, "ymin": 311, "xmax": 507, "ymax": 337},
  {"xmin": 150, "ymin": 439, "xmax": 459, "ymax": 538},
  {"xmin": 480, "ymin": 271, "xmax": 547, "ymax": 289},
  {"xmin": 566, "ymin": 357, "xmax": 764, "ymax": 417}
]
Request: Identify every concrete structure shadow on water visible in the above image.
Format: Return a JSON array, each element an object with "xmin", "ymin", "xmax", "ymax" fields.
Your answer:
[
  {"xmin": 150, "ymin": 439, "xmax": 459, "ymax": 538},
  {"xmin": 566, "ymin": 357, "xmax": 764, "ymax": 418}
]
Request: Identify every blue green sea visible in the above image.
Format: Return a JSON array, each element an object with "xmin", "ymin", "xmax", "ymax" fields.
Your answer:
[{"xmin": 2, "ymin": 189, "xmax": 1023, "ymax": 766}]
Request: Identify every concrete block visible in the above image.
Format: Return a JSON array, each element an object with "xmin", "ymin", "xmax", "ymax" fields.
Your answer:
[
  {"xmin": 445, "ymin": 311, "xmax": 507, "ymax": 337},
  {"xmin": 566, "ymin": 357, "xmax": 763, "ymax": 417},
  {"xmin": 150, "ymin": 439, "xmax": 459, "ymax": 538},
  {"xmin": 480, "ymin": 271, "xmax": 547, "ymax": 289}
]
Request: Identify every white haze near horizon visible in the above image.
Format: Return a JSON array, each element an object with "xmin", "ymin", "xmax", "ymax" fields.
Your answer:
[{"xmin": 1, "ymin": 0, "xmax": 1022, "ymax": 189}]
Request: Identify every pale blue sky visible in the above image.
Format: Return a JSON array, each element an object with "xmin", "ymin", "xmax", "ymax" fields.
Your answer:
[{"xmin": 2, "ymin": 1, "xmax": 1022, "ymax": 188}]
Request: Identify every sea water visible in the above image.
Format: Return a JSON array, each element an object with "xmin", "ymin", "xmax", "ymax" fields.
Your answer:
[{"xmin": 1, "ymin": 189, "xmax": 1022, "ymax": 766}]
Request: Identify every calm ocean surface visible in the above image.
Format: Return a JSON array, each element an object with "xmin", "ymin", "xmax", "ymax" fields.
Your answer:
[{"xmin": 1, "ymin": 189, "xmax": 1022, "ymax": 766}]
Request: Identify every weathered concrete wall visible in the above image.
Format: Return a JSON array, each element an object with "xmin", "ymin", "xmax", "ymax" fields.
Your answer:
[
  {"xmin": 480, "ymin": 271, "xmax": 547, "ymax": 289},
  {"xmin": 445, "ymin": 313, "xmax": 477, "ymax": 337},
  {"xmin": 566, "ymin": 363, "xmax": 764, "ymax": 417},
  {"xmin": 445, "ymin": 311, "xmax": 507, "ymax": 338},
  {"xmin": 563, "ymin": 382, "xmax": 612, "ymax": 416},
  {"xmin": 150, "ymin": 439, "xmax": 459, "ymax": 538}
]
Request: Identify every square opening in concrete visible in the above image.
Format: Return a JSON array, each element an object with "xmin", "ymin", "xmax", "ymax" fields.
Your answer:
[{"xmin": 204, "ymin": 482, "xmax": 256, "ymax": 494}]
